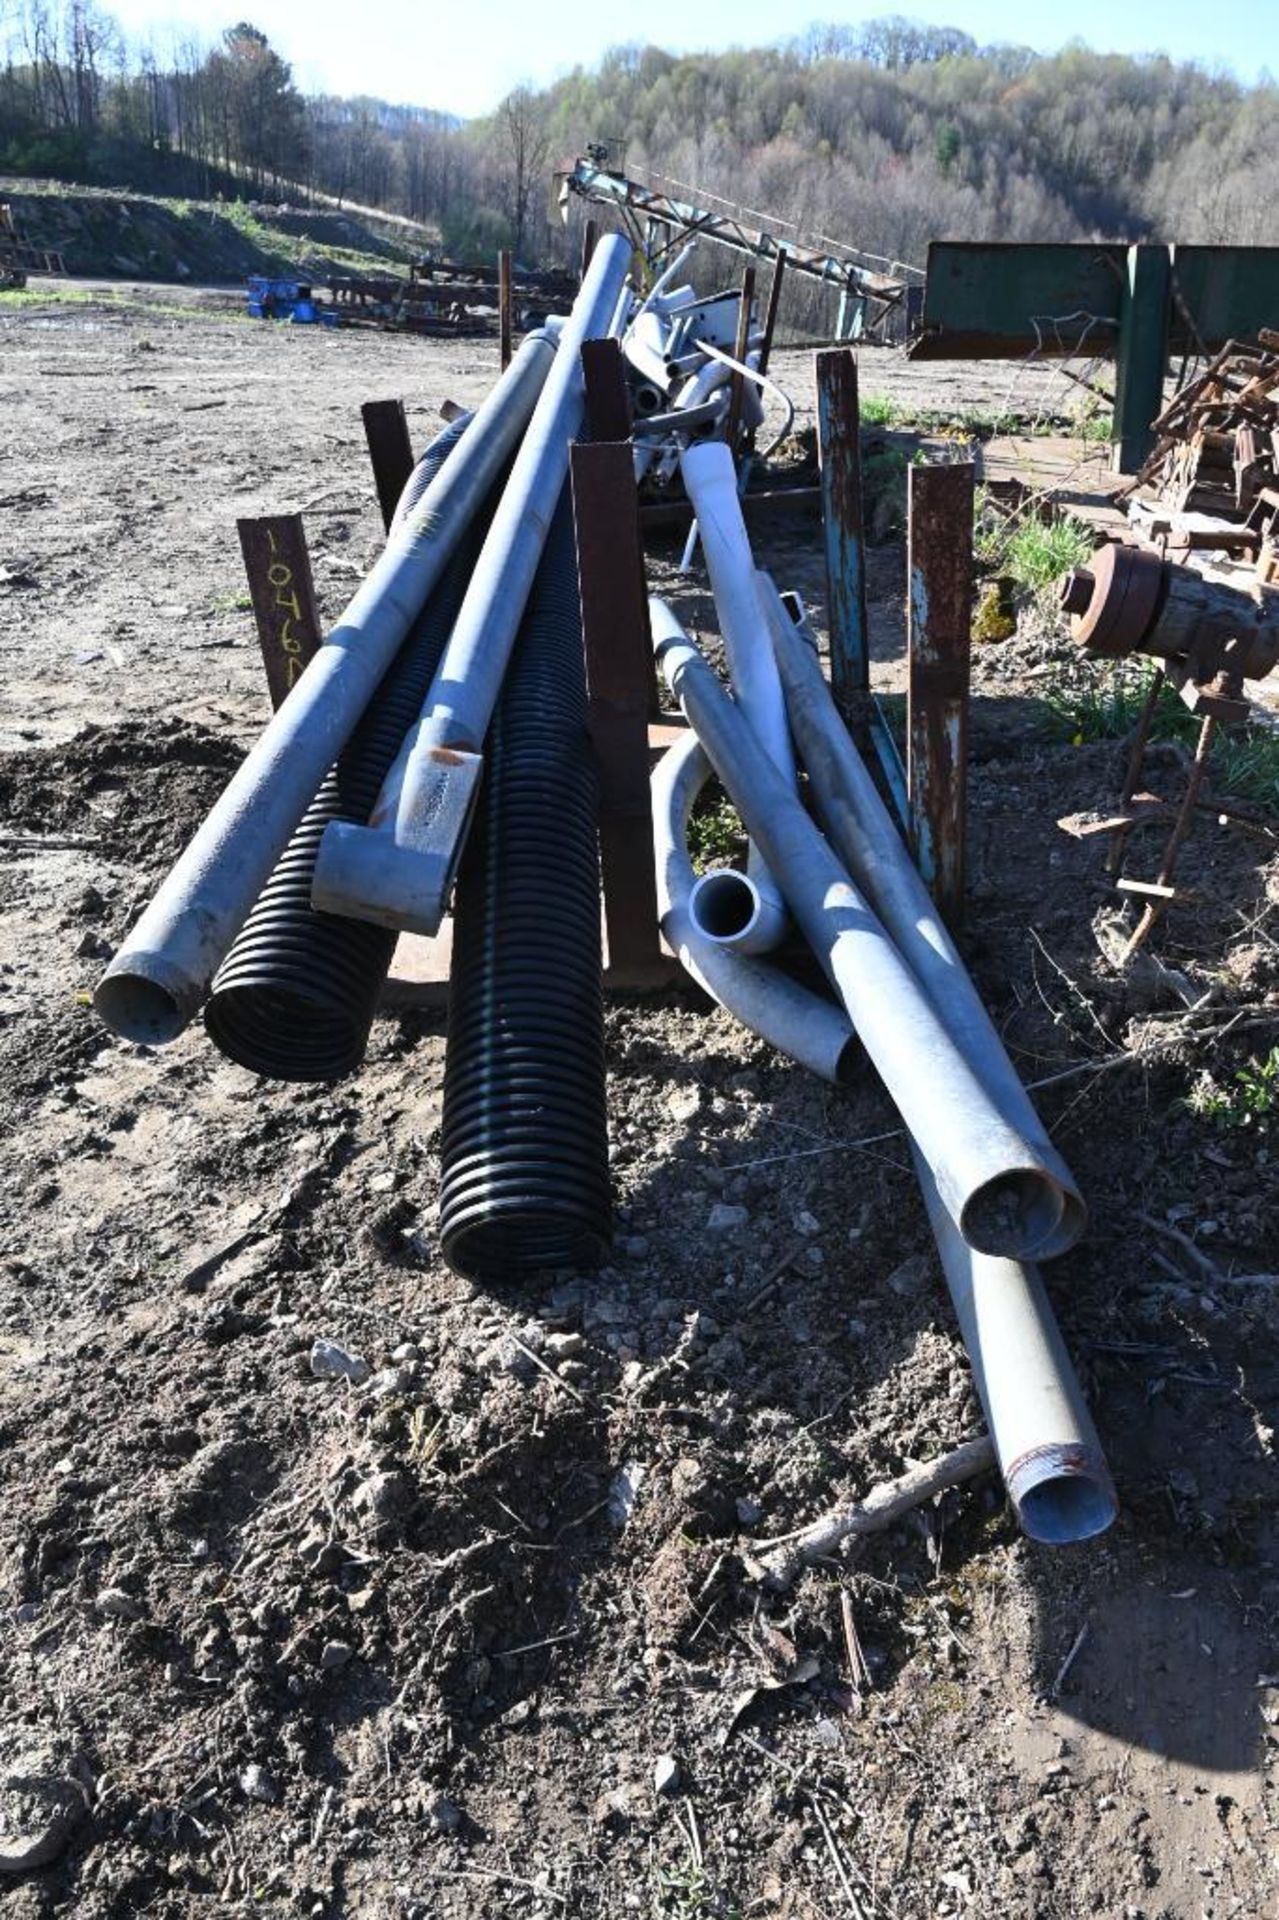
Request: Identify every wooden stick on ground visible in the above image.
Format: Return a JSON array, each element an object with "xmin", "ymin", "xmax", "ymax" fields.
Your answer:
[{"xmin": 754, "ymin": 1435, "xmax": 995, "ymax": 1589}]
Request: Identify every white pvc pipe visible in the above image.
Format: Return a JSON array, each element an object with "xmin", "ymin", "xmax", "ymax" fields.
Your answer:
[
  {"xmin": 653, "ymin": 603, "xmax": 1070, "ymax": 1262},
  {"xmin": 94, "ymin": 330, "xmax": 559, "ymax": 1044},
  {"xmin": 652, "ymin": 731, "xmax": 856, "ymax": 1083},
  {"xmin": 623, "ymin": 309, "xmax": 676, "ymax": 399},
  {"xmin": 635, "ymin": 242, "xmax": 696, "ymax": 315},
  {"xmin": 759, "ymin": 579, "xmax": 1086, "ymax": 1260},
  {"xmin": 679, "ymin": 441, "xmax": 795, "ymax": 956}
]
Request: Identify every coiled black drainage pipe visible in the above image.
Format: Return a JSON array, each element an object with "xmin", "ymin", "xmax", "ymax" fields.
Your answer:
[
  {"xmin": 438, "ymin": 490, "xmax": 610, "ymax": 1281},
  {"xmin": 203, "ymin": 415, "xmax": 481, "ymax": 1081}
]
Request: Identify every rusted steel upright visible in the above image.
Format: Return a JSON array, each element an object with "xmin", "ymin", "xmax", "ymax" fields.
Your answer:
[
  {"xmin": 580, "ymin": 336, "xmax": 633, "ymax": 443},
  {"xmin": 236, "ymin": 515, "xmax": 324, "ymax": 710},
  {"xmin": 725, "ymin": 264, "xmax": 757, "ymax": 452},
  {"xmin": 815, "ymin": 348, "xmax": 869, "ymax": 710},
  {"xmin": 906, "ymin": 460, "xmax": 975, "ymax": 926},
  {"xmin": 360, "ymin": 398, "xmax": 415, "ymax": 533},
  {"xmin": 580, "ymin": 218, "xmax": 599, "ymax": 281},
  {"xmin": 571, "ymin": 344, "xmax": 668, "ymax": 983},
  {"xmin": 758, "ymin": 246, "xmax": 787, "ymax": 378},
  {"xmin": 498, "ymin": 248, "xmax": 513, "ymax": 370}
]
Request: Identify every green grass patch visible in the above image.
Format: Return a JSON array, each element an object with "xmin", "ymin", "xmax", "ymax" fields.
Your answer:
[
  {"xmin": 860, "ymin": 395, "xmax": 1043, "ymax": 439},
  {"xmin": 1212, "ymin": 732, "xmax": 1279, "ymax": 812},
  {"xmin": 1041, "ymin": 660, "xmax": 1279, "ymax": 813},
  {"xmin": 0, "ymin": 283, "xmax": 96, "ymax": 308},
  {"xmin": 1039, "ymin": 663, "xmax": 1197, "ymax": 747},
  {"xmin": 860, "ymin": 391, "xmax": 906, "ymax": 427},
  {"xmin": 974, "ymin": 497, "xmax": 1095, "ymax": 594}
]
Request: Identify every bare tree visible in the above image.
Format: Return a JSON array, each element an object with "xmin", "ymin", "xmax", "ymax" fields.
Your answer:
[{"xmin": 499, "ymin": 82, "xmax": 549, "ymax": 261}]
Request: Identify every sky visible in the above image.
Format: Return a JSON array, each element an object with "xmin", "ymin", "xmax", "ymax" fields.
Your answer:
[{"xmin": 100, "ymin": 0, "xmax": 1273, "ymax": 118}]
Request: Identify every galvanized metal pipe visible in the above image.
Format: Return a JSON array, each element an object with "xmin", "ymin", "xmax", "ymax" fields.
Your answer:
[
  {"xmin": 652, "ymin": 728, "xmax": 856, "ymax": 1083},
  {"xmin": 652, "ymin": 601, "xmax": 1067, "ymax": 1262},
  {"xmin": 94, "ymin": 329, "xmax": 560, "ymax": 1045},
  {"xmin": 310, "ymin": 232, "xmax": 633, "ymax": 937},
  {"xmin": 915, "ymin": 1148, "xmax": 1116, "ymax": 1543},
  {"xmin": 759, "ymin": 578, "xmax": 1085, "ymax": 1257},
  {"xmin": 679, "ymin": 442, "xmax": 795, "ymax": 955}
]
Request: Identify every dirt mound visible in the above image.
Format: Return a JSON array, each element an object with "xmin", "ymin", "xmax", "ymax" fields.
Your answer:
[
  {"xmin": 1, "ymin": 183, "xmax": 419, "ymax": 282},
  {"xmin": 0, "ymin": 719, "xmax": 242, "ymax": 871}
]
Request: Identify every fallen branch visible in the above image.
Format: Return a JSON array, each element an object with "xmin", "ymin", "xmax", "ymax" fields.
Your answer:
[{"xmin": 752, "ymin": 1435, "xmax": 995, "ymax": 1588}]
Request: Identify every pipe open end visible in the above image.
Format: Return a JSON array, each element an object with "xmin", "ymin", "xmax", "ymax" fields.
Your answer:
[
  {"xmin": 94, "ymin": 967, "xmax": 188, "ymax": 1046},
  {"xmin": 959, "ymin": 1168, "xmax": 1063, "ymax": 1261},
  {"xmin": 1008, "ymin": 1446, "xmax": 1118, "ymax": 1545},
  {"xmin": 690, "ymin": 868, "xmax": 761, "ymax": 942}
]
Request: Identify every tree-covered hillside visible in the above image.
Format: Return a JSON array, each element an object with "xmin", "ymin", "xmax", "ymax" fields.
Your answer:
[{"xmin": 2, "ymin": 5, "xmax": 1275, "ymax": 273}]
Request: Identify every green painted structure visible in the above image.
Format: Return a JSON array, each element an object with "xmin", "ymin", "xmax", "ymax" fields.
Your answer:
[{"xmin": 910, "ymin": 240, "xmax": 1279, "ymax": 471}]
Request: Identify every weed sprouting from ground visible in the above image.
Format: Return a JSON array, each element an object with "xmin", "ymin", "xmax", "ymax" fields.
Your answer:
[
  {"xmin": 686, "ymin": 787, "xmax": 745, "ymax": 872},
  {"xmin": 859, "ymin": 392, "xmax": 904, "ymax": 427},
  {"xmin": 1069, "ymin": 397, "xmax": 1113, "ymax": 443},
  {"xmin": 1186, "ymin": 1047, "xmax": 1279, "ymax": 1132}
]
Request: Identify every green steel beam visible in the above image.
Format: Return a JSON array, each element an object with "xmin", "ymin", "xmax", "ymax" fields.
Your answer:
[
  {"xmin": 1113, "ymin": 244, "xmax": 1170, "ymax": 473},
  {"xmin": 910, "ymin": 242, "xmax": 1124, "ymax": 360},
  {"xmin": 910, "ymin": 238, "xmax": 1279, "ymax": 474}
]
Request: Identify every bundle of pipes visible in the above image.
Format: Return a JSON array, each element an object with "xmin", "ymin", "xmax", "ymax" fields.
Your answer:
[
  {"xmin": 649, "ymin": 478, "xmax": 1115, "ymax": 1545},
  {"xmin": 95, "ymin": 232, "xmax": 635, "ymax": 1280},
  {"xmin": 620, "ymin": 242, "xmax": 795, "ymax": 488}
]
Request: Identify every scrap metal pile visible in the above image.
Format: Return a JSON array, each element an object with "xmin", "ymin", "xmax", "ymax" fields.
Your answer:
[
  {"xmin": 1125, "ymin": 330, "xmax": 1279, "ymax": 583},
  {"xmin": 618, "ymin": 241, "xmax": 794, "ymax": 494},
  {"xmin": 1056, "ymin": 332, "xmax": 1279, "ymax": 953},
  {"xmin": 94, "ymin": 231, "xmax": 1115, "ymax": 1551},
  {"xmin": 326, "ymin": 257, "xmax": 579, "ymax": 337}
]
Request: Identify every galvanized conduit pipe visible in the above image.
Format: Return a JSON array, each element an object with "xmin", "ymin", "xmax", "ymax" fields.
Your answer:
[
  {"xmin": 656, "ymin": 678, "xmax": 1113, "ymax": 1539},
  {"xmin": 678, "ymin": 442, "xmax": 796, "ymax": 956},
  {"xmin": 758, "ymin": 579, "xmax": 1086, "ymax": 1260},
  {"xmin": 94, "ymin": 329, "xmax": 559, "ymax": 1046},
  {"xmin": 652, "ymin": 728, "xmax": 857, "ymax": 1083},
  {"xmin": 438, "ymin": 491, "xmax": 610, "ymax": 1280},
  {"xmin": 310, "ymin": 232, "xmax": 633, "ymax": 939},
  {"xmin": 914, "ymin": 1147, "xmax": 1117, "ymax": 1543},
  {"xmin": 202, "ymin": 416, "xmax": 486, "ymax": 1080},
  {"xmin": 652, "ymin": 601, "xmax": 1067, "ymax": 1262}
]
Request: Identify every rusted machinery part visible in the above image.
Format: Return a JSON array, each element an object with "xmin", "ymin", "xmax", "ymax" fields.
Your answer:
[
  {"xmin": 1058, "ymin": 542, "xmax": 1164, "ymax": 658},
  {"xmin": 1062, "ymin": 540, "xmax": 1279, "ymax": 683}
]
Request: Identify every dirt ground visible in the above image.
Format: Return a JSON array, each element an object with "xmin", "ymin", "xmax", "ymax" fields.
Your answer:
[{"xmin": 1, "ymin": 283, "xmax": 1277, "ymax": 1920}]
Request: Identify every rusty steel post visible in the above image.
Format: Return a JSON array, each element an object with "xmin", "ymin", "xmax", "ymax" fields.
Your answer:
[
  {"xmin": 360, "ymin": 398, "xmax": 415, "ymax": 534},
  {"xmin": 907, "ymin": 460, "xmax": 975, "ymax": 927},
  {"xmin": 580, "ymin": 218, "xmax": 599, "ymax": 281},
  {"xmin": 1119, "ymin": 710, "xmax": 1218, "ymax": 959},
  {"xmin": 757, "ymin": 246, "xmax": 787, "ymax": 379},
  {"xmin": 569, "ymin": 437, "xmax": 669, "ymax": 984},
  {"xmin": 815, "ymin": 348, "xmax": 869, "ymax": 711},
  {"xmin": 236, "ymin": 514, "xmax": 323, "ymax": 710},
  {"xmin": 499, "ymin": 248, "xmax": 513, "ymax": 370},
  {"xmin": 725, "ymin": 263, "xmax": 757, "ymax": 452},
  {"xmin": 580, "ymin": 336, "xmax": 633, "ymax": 444}
]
